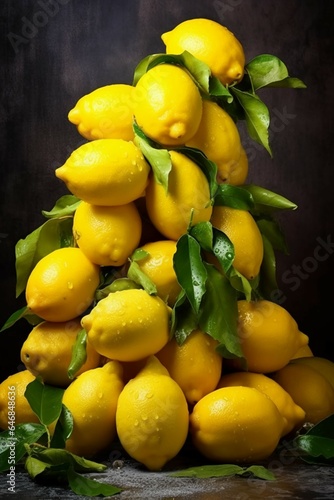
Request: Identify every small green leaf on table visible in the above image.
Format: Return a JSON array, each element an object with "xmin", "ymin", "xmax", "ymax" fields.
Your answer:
[
  {"xmin": 170, "ymin": 463, "xmax": 275, "ymax": 480},
  {"xmin": 67, "ymin": 467, "xmax": 122, "ymax": 497},
  {"xmin": 294, "ymin": 414, "xmax": 334, "ymax": 465},
  {"xmin": 0, "ymin": 423, "xmax": 46, "ymax": 472}
]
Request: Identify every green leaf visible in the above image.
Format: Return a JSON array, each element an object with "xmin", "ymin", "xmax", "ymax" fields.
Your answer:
[
  {"xmin": 29, "ymin": 446, "xmax": 107, "ymax": 472},
  {"xmin": 246, "ymin": 54, "xmax": 306, "ymax": 91},
  {"xmin": 15, "ymin": 216, "xmax": 74, "ymax": 297},
  {"xmin": 256, "ymin": 217, "xmax": 289, "ymax": 254},
  {"xmin": 211, "ymin": 227, "xmax": 235, "ymax": 275},
  {"xmin": 127, "ymin": 260, "xmax": 157, "ymax": 295},
  {"xmin": 294, "ymin": 435, "xmax": 334, "ymax": 465},
  {"xmin": 243, "ymin": 184, "xmax": 297, "ymax": 215},
  {"xmin": 198, "ymin": 263, "xmax": 243, "ymax": 359},
  {"xmin": 24, "ymin": 378, "xmax": 64, "ymax": 426},
  {"xmin": 189, "ymin": 221, "xmax": 213, "ymax": 252},
  {"xmin": 294, "ymin": 414, "xmax": 334, "ymax": 465},
  {"xmin": 171, "ymin": 290, "xmax": 199, "ymax": 344},
  {"xmin": 133, "ymin": 123, "xmax": 172, "ymax": 191},
  {"xmin": 67, "ymin": 467, "xmax": 122, "ymax": 497},
  {"xmin": 133, "ymin": 51, "xmax": 212, "ymax": 94},
  {"xmin": 67, "ymin": 329, "xmax": 88, "ymax": 380},
  {"xmin": 173, "ymin": 234, "xmax": 208, "ymax": 314},
  {"xmin": 25, "ymin": 455, "xmax": 53, "ymax": 478},
  {"xmin": 176, "ymin": 146, "xmax": 218, "ymax": 200},
  {"xmin": 50, "ymin": 404, "xmax": 74, "ymax": 449},
  {"xmin": 230, "ymin": 87, "xmax": 271, "ymax": 156},
  {"xmin": 131, "ymin": 248, "xmax": 150, "ymax": 261},
  {"xmin": 0, "ymin": 306, "xmax": 28, "ymax": 332},
  {"xmin": 95, "ymin": 278, "xmax": 141, "ymax": 301},
  {"xmin": 209, "ymin": 76, "xmax": 234, "ymax": 102},
  {"xmin": 265, "ymin": 77, "xmax": 307, "ymax": 89},
  {"xmin": 213, "ymin": 183, "xmax": 254, "ymax": 210},
  {"xmin": 258, "ymin": 233, "xmax": 278, "ymax": 300},
  {"xmin": 227, "ymin": 266, "xmax": 254, "ymax": 302},
  {"xmin": 41, "ymin": 195, "xmax": 81, "ymax": 219},
  {"xmin": 170, "ymin": 463, "xmax": 275, "ymax": 480},
  {"xmin": 0, "ymin": 423, "xmax": 46, "ymax": 472}
]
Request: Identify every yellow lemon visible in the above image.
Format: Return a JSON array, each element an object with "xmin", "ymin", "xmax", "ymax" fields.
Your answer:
[
  {"xmin": 161, "ymin": 18, "xmax": 245, "ymax": 85},
  {"xmin": 217, "ymin": 371, "xmax": 305, "ymax": 436},
  {"xmin": 135, "ymin": 240, "xmax": 181, "ymax": 306},
  {"xmin": 82, "ymin": 288, "xmax": 171, "ymax": 362},
  {"xmin": 224, "ymin": 146, "xmax": 249, "ymax": 186},
  {"xmin": 0, "ymin": 370, "xmax": 39, "ymax": 430},
  {"xmin": 290, "ymin": 356, "xmax": 334, "ymax": 391},
  {"xmin": 290, "ymin": 344, "xmax": 314, "ymax": 360},
  {"xmin": 20, "ymin": 319, "xmax": 101, "ymax": 387},
  {"xmin": 273, "ymin": 362, "xmax": 334, "ymax": 425},
  {"xmin": 73, "ymin": 201, "xmax": 142, "ymax": 267},
  {"xmin": 210, "ymin": 205, "xmax": 264, "ymax": 280},
  {"xmin": 156, "ymin": 328, "xmax": 223, "ymax": 405},
  {"xmin": 25, "ymin": 247, "xmax": 100, "ymax": 323},
  {"xmin": 236, "ymin": 300, "xmax": 309, "ymax": 373},
  {"xmin": 55, "ymin": 139, "xmax": 150, "ymax": 206},
  {"xmin": 62, "ymin": 360, "xmax": 124, "ymax": 457},
  {"xmin": 133, "ymin": 63, "xmax": 202, "ymax": 146},
  {"xmin": 68, "ymin": 83, "xmax": 135, "ymax": 141},
  {"xmin": 186, "ymin": 99, "xmax": 243, "ymax": 183},
  {"xmin": 145, "ymin": 150, "xmax": 213, "ymax": 240},
  {"xmin": 190, "ymin": 386, "xmax": 284, "ymax": 463},
  {"xmin": 116, "ymin": 355, "xmax": 189, "ymax": 471}
]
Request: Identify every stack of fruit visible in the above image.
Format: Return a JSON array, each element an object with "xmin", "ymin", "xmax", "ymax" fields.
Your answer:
[{"xmin": 1, "ymin": 18, "xmax": 334, "ymax": 473}]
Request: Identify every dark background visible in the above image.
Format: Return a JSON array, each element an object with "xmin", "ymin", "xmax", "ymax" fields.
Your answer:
[{"xmin": 1, "ymin": 0, "xmax": 333, "ymax": 381}]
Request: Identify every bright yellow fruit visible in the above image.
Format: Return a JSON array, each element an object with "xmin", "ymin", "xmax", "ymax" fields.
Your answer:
[
  {"xmin": 0, "ymin": 370, "xmax": 40, "ymax": 430},
  {"xmin": 156, "ymin": 329, "xmax": 223, "ymax": 405},
  {"xmin": 55, "ymin": 139, "xmax": 150, "ymax": 206},
  {"xmin": 116, "ymin": 355, "xmax": 189, "ymax": 471},
  {"xmin": 186, "ymin": 99, "xmax": 243, "ymax": 183},
  {"xmin": 161, "ymin": 18, "xmax": 245, "ymax": 85},
  {"xmin": 190, "ymin": 386, "xmax": 284, "ymax": 463},
  {"xmin": 133, "ymin": 63, "xmax": 202, "ymax": 146},
  {"xmin": 25, "ymin": 247, "xmax": 100, "ymax": 323},
  {"xmin": 236, "ymin": 300, "xmax": 309, "ymax": 373},
  {"xmin": 290, "ymin": 344, "xmax": 314, "ymax": 360},
  {"xmin": 68, "ymin": 83, "xmax": 135, "ymax": 141},
  {"xmin": 210, "ymin": 205, "xmax": 264, "ymax": 280},
  {"xmin": 217, "ymin": 371, "xmax": 305, "ymax": 436},
  {"xmin": 73, "ymin": 201, "xmax": 142, "ymax": 267},
  {"xmin": 20, "ymin": 319, "xmax": 101, "ymax": 387},
  {"xmin": 135, "ymin": 240, "xmax": 181, "ymax": 306},
  {"xmin": 82, "ymin": 288, "xmax": 171, "ymax": 362},
  {"xmin": 273, "ymin": 362, "xmax": 334, "ymax": 425},
  {"xmin": 290, "ymin": 356, "xmax": 334, "ymax": 391},
  {"xmin": 145, "ymin": 150, "xmax": 213, "ymax": 240},
  {"xmin": 62, "ymin": 360, "xmax": 124, "ymax": 457},
  {"xmin": 225, "ymin": 146, "xmax": 249, "ymax": 186}
]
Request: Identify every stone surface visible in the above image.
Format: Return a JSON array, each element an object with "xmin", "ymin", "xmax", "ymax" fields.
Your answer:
[{"xmin": 1, "ymin": 442, "xmax": 334, "ymax": 499}]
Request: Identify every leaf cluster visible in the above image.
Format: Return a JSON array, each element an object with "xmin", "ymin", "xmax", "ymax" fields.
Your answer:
[{"xmin": 0, "ymin": 377, "xmax": 121, "ymax": 496}]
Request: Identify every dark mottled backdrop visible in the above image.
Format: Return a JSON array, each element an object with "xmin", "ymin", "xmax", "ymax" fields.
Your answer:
[{"xmin": 1, "ymin": 0, "xmax": 334, "ymax": 380}]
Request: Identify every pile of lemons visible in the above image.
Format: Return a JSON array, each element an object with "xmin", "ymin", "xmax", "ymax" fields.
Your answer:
[{"xmin": 1, "ymin": 18, "xmax": 334, "ymax": 471}]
